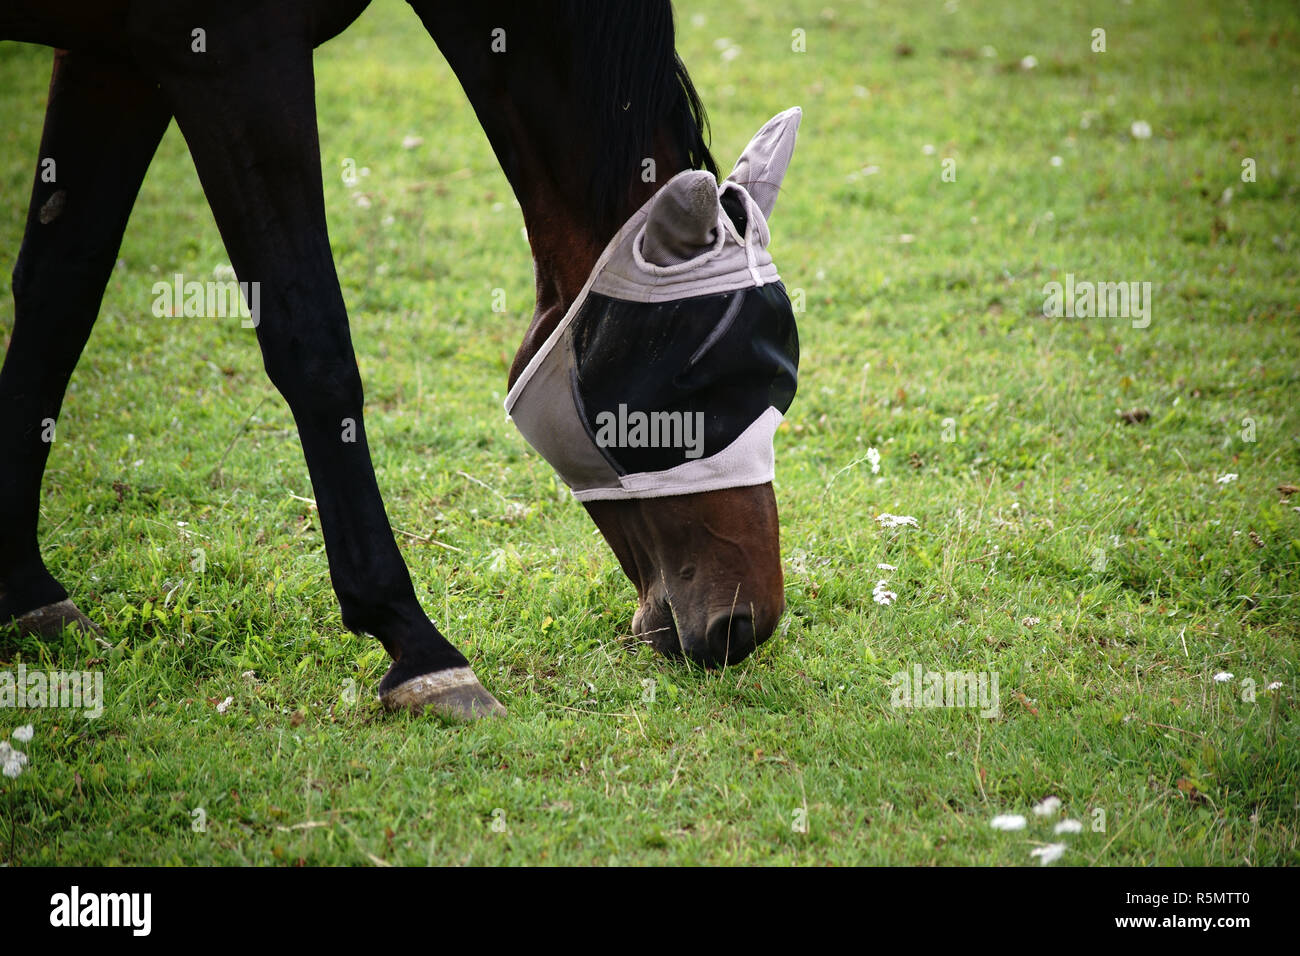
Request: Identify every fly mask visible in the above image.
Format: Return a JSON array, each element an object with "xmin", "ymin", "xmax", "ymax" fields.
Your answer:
[{"xmin": 505, "ymin": 107, "xmax": 802, "ymax": 501}]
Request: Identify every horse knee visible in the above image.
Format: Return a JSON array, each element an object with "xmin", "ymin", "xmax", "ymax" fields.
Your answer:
[{"xmin": 260, "ymin": 341, "xmax": 365, "ymax": 414}]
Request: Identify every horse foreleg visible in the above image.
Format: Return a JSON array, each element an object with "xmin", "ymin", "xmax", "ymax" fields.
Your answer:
[
  {"xmin": 133, "ymin": 23, "xmax": 502, "ymax": 719},
  {"xmin": 0, "ymin": 49, "xmax": 171, "ymax": 637}
]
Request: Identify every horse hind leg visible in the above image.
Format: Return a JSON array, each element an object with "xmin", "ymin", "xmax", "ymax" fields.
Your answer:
[{"xmin": 0, "ymin": 50, "xmax": 171, "ymax": 637}]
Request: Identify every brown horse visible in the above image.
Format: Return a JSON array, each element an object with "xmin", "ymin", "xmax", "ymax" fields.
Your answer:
[{"xmin": 0, "ymin": 1, "xmax": 798, "ymax": 719}]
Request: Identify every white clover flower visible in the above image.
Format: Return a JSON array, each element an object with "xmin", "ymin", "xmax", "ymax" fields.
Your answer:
[
  {"xmin": 1030, "ymin": 842, "xmax": 1067, "ymax": 865},
  {"xmin": 872, "ymin": 581, "xmax": 898, "ymax": 606},
  {"xmin": 1216, "ymin": 473, "xmax": 1238, "ymax": 484},
  {"xmin": 877, "ymin": 513, "xmax": 919, "ymax": 529},
  {"xmin": 922, "ymin": 144, "xmax": 936, "ymax": 156},
  {"xmin": 215, "ymin": 696, "xmax": 234, "ymax": 714},
  {"xmin": 1020, "ymin": 55, "xmax": 1038, "ymax": 70},
  {"xmin": 990, "ymin": 814, "xmax": 1026, "ymax": 831},
  {"xmin": 1055, "ymin": 819, "xmax": 1084, "ymax": 834},
  {"xmin": 1267, "ymin": 681, "xmax": 1283, "ymax": 691},
  {"xmin": 867, "ymin": 447, "xmax": 881, "ymax": 474},
  {"xmin": 2, "ymin": 746, "xmax": 27, "ymax": 779},
  {"xmin": 12, "ymin": 725, "xmax": 33, "ymax": 743},
  {"xmin": 401, "ymin": 134, "xmax": 423, "ymax": 150},
  {"xmin": 1130, "ymin": 120, "xmax": 1152, "ymax": 139},
  {"xmin": 877, "ymin": 563, "xmax": 897, "ymax": 571},
  {"xmin": 1032, "ymin": 796, "xmax": 1061, "ymax": 816},
  {"xmin": 1050, "ymin": 155, "xmax": 1063, "ymax": 167},
  {"xmin": 1213, "ymin": 672, "xmax": 1234, "ymax": 683}
]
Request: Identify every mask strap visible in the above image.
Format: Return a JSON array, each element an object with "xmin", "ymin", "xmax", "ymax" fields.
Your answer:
[{"xmin": 724, "ymin": 184, "xmax": 766, "ymax": 287}]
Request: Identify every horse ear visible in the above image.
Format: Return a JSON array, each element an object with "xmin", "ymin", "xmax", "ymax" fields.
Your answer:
[
  {"xmin": 640, "ymin": 169, "xmax": 720, "ymax": 266},
  {"xmin": 726, "ymin": 106, "xmax": 801, "ymax": 220}
]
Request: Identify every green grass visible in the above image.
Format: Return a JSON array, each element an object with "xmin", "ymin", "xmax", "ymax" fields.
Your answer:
[{"xmin": 1, "ymin": 0, "xmax": 1297, "ymax": 865}]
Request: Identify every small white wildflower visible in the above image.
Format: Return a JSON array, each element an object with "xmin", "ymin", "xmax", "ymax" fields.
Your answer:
[
  {"xmin": 353, "ymin": 194, "xmax": 371, "ymax": 209},
  {"xmin": 1032, "ymin": 796, "xmax": 1061, "ymax": 816},
  {"xmin": 215, "ymin": 696, "xmax": 234, "ymax": 714},
  {"xmin": 922, "ymin": 143, "xmax": 936, "ymax": 156},
  {"xmin": 990, "ymin": 814, "xmax": 1027, "ymax": 831},
  {"xmin": 1130, "ymin": 120, "xmax": 1152, "ymax": 139},
  {"xmin": 1022, "ymin": 616, "xmax": 1041, "ymax": 628},
  {"xmin": 721, "ymin": 45, "xmax": 741, "ymax": 62},
  {"xmin": 876, "ymin": 563, "xmax": 897, "ymax": 571},
  {"xmin": 877, "ymin": 513, "xmax": 919, "ymax": 529},
  {"xmin": 1267, "ymin": 681, "xmax": 1283, "ymax": 691},
  {"xmin": 1030, "ymin": 842, "xmax": 1067, "ymax": 865},
  {"xmin": 2, "ymin": 747, "xmax": 27, "ymax": 779},
  {"xmin": 1216, "ymin": 473, "xmax": 1238, "ymax": 484},
  {"xmin": 12, "ymin": 725, "xmax": 33, "ymax": 743},
  {"xmin": 503, "ymin": 502, "xmax": 533, "ymax": 522},
  {"xmin": 1050, "ymin": 155, "xmax": 1063, "ymax": 167},
  {"xmin": 866, "ymin": 447, "xmax": 881, "ymax": 474},
  {"xmin": 1055, "ymin": 819, "xmax": 1084, "ymax": 834},
  {"xmin": 1020, "ymin": 55, "xmax": 1038, "ymax": 70},
  {"xmin": 872, "ymin": 581, "xmax": 898, "ymax": 606},
  {"xmin": 401, "ymin": 134, "xmax": 423, "ymax": 150},
  {"xmin": 1213, "ymin": 672, "xmax": 1234, "ymax": 684}
]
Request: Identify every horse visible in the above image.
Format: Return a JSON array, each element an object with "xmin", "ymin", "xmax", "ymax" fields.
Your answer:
[{"xmin": 0, "ymin": 1, "xmax": 800, "ymax": 720}]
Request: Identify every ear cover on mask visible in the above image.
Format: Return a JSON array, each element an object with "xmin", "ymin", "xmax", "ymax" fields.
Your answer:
[{"xmin": 505, "ymin": 107, "xmax": 802, "ymax": 501}]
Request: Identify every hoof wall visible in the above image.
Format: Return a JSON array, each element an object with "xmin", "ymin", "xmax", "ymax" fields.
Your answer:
[
  {"xmin": 10, "ymin": 599, "xmax": 103, "ymax": 640},
  {"xmin": 379, "ymin": 666, "xmax": 506, "ymax": 721}
]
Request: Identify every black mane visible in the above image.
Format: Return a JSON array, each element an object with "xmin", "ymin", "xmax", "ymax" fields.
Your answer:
[{"xmin": 561, "ymin": 1, "xmax": 718, "ymax": 235}]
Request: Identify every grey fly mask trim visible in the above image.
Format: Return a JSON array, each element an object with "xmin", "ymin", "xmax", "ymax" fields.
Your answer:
[{"xmin": 505, "ymin": 107, "xmax": 802, "ymax": 501}]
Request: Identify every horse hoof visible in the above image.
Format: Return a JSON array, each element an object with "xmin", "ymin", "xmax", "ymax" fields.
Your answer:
[
  {"xmin": 9, "ymin": 598, "xmax": 104, "ymax": 639},
  {"xmin": 379, "ymin": 666, "xmax": 507, "ymax": 721}
]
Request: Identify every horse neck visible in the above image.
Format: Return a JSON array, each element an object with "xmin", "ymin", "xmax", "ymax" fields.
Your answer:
[
  {"xmin": 505, "ymin": 131, "xmax": 689, "ymax": 385},
  {"xmin": 409, "ymin": 2, "xmax": 705, "ymax": 384}
]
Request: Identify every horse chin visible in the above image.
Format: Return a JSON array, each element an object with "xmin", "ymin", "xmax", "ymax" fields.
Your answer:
[{"xmin": 583, "ymin": 484, "xmax": 786, "ymax": 668}]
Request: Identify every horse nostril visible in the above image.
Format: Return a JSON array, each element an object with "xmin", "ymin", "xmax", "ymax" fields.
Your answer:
[{"xmin": 703, "ymin": 612, "xmax": 756, "ymax": 666}]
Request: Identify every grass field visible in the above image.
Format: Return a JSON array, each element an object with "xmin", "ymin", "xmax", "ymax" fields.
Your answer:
[{"xmin": 1, "ymin": 0, "xmax": 1297, "ymax": 865}]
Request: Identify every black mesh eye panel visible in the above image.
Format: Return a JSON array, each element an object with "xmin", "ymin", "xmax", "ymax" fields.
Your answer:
[{"xmin": 568, "ymin": 283, "xmax": 798, "ymax": 476}]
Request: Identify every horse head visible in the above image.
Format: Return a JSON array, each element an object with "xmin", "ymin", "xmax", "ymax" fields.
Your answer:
[{"xmin": 507, "ymin": 108, "xmax": 802, "ymax": 667}]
